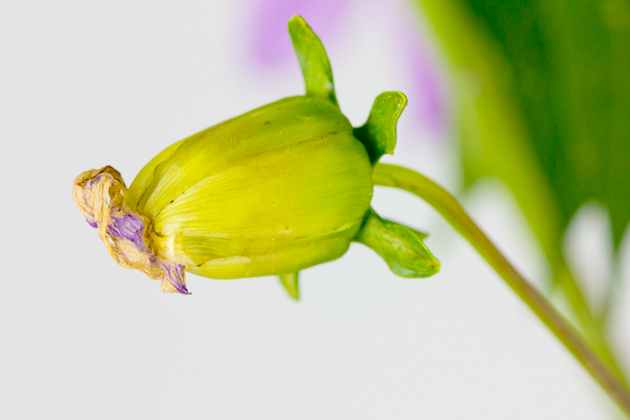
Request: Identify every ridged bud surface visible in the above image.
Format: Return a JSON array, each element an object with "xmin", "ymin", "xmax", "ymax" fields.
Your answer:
[{"xmin": 125, "ymin": 96, "xmax": 373, "ymax": 279}]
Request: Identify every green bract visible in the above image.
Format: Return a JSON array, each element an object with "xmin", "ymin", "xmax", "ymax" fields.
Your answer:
[{"xmin": 72, "ymin": 16, "xmax": 440, "ymax": 297}]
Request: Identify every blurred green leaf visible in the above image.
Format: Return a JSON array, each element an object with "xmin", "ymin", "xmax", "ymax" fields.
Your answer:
[
  {"xmin": 461, "ymin": 0, "xmax": 630, "ymax": 249},
  {"xmin": 414, "ymin": 0, "xmax": 630, "ymax": 270},
  {"xmin": 412, "ymin": 0, "xmax": 630, "ymax": 385}
]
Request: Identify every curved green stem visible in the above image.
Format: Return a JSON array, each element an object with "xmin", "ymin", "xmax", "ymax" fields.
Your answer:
[
  {"xmin": 554, "ymin": 258, "xmax": 629, "ymax": 389},
  {"xmin": 373, "ymin": 163, "xmax": 630, "ymax": 417}
]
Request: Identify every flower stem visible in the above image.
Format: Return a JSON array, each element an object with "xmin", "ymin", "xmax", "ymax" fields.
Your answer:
[
  {"xmin": 373, "ymin": 163, "xmax": 630, "ymax": 417},
  {"xmin": 554, "ymin": 257, "xmax": 629, "ymax": 388}
]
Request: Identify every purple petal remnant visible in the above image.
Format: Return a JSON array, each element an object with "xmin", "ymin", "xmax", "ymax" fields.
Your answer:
[
  {"xmin": 158, "ymin": 259, "xmax": 189, "ymax": 295},
  {"xmin": 73, "ymin": 166, "xmax": 190, "ymax": 295},
  {"xmin": 82, "ymin": 174, "xmax": 106, "ymax": 227},
  {"xmin": 108, "ymin": 212, "xmax": 148, "ymax": 253}
]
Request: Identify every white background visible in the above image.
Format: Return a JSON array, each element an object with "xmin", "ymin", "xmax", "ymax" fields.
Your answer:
[{"xmin": 1, "ymin": 0, "xmax": 630, "ymax": 418}]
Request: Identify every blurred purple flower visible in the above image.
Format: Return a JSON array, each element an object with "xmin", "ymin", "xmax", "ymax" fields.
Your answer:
[
  {"xmin": 250, "ymin": 0, "xmax": 353, "ymax": 66},
  {"xmin": 399, "ymin": 22, "xmax": 447, "ymax": 136},
  {"xmin": 248, "ymin": 0, "xmax": 447, "ymax": 137}
]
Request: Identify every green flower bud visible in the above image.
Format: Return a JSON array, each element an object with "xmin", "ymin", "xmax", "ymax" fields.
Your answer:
[
  {"xmin": 73, "ymin": 16, "xmax": 439, "ymax": 296},
  {"xmin": 127, "ymin": 95, "xmax": 373, "ymax": 279}
]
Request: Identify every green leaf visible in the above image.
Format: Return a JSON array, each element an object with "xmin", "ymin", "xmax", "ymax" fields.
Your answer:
[
  {"xmin": 411, "ymin": 0, "xmax": 630, "ymax": 384},
  {"xmin": 279, "ymin": 272, "xmax": 300, "ymax": 300},
  {"xmin": 459, "ymin": 0, "xmax": 630, "ymax": 249},
  {"xmin": 353, "ymin": 92, "xmax": 408, "ymax": 165},
  {"xmin": 415, "ymin": 0, "xmax": 630, "ymax": 270},
  {"xmin": 288, "ymin": 16, "xmax": 338, "ymax": 106},
  {"xmin": 354, "ymin": 208, "xmax": 440, "ymax": 278}
]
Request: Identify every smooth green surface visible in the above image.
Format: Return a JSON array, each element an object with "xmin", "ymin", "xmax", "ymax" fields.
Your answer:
[
  {"xmin": 279, "ymin": 272, "xmax": 300, "ymax": 300},
  {"xmin": 353, "ymin": 92, "xmax": 408, "ymax": 165},
  {"xmin": 288, "ymin": 16, "xmax": 338, "ymax": 106},
  {"xmin": 355, "ymin": 208, "xmax": 439, "ymax": 277},
  {"xmin": 374, "ymin": 162, "xmax": 630, "ymax": 417}
]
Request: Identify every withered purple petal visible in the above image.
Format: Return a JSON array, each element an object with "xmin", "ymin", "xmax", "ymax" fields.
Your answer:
[
  {"xmin": 73, "ymin": 167, "xmax": 190, "ymax": 295},
  {"xmin": 107, "ymin": 212, "xmax": 147, "ymax": 252},
  {"xmin": 158, "ymin": 259, "xmax": 189, "ymax": 295}
]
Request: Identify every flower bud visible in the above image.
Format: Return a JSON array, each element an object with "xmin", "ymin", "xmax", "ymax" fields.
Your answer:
[
  {"xmin": 73, "ymin": 16, "xmax": 439, "ymax": 296},
  {"xmin": 128, "ymin": 94, "xmax": 374, "ymax": 280}
]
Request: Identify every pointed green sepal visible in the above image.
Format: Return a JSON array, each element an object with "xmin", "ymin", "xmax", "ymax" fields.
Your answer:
[
  {"xmin": 354, "ymin": 208, "xmax": 439, "ymax": 277},
  {"xmin": 383, "ymin": 220, "xmax": 428, "ymax": 240},
  {"xmin": 353, "ymin": 92, "xmax": 407, "ymax": 165},
  {"xmin": 279, "ymin": 272, "xmax": 300, "ymax": 300},
  {"xmin": 288, "ymin": 16, "xmax": 338, "ymax": 106}
]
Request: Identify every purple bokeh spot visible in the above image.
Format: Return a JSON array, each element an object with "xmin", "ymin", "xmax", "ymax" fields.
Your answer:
[
  {"xmin": 400, "ymin": 24, "xmax": 447, "ymax": 136},
  {"xmin": 250, "ymin": 0, "xmax": 353, "ymax": 66},
  {"xmin": 247, "ymin": 0, "xmax": 448, "ymax": 137}
]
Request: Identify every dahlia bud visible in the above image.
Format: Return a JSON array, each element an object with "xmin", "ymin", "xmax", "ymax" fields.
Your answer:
[{"xmin": 73, "ymin": 16, "xmax": 439, "ymax": 297}]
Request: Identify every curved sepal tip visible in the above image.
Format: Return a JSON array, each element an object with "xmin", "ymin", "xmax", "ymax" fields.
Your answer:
[
  {"xmin": 279, "ymin": 272, "xmax": 300, "ymax": 300},
  {"xmin": 354, "ymin": 92, "xmax": 407, "ymax": 165},
  {"xmin": 354, "ymin": 208, "xmax": 439, "ymax": 278},
  {"xmin": 288, "ymin": 15, "xmax": 338, "ymax": 106}
]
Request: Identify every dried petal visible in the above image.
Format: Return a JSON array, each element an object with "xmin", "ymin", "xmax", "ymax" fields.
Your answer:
[{"xmin": 73, "ymin": 167, "xmax": 190, "ymax": 294}]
